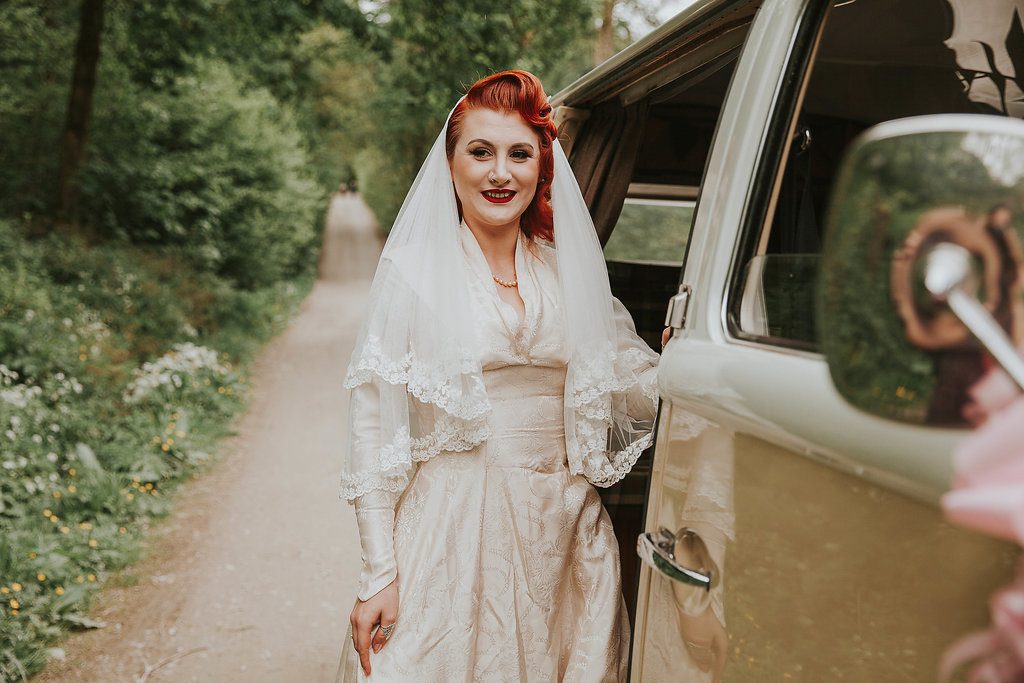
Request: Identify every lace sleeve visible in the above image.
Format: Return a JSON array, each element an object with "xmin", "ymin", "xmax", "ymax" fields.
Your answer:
[
  {"xmin": 612, "ymin": 296, "xmax": 660, "ymax": 422},
  {"xmin": 348, "ymin": 381, "xmax": 409, "ymax": 600}
]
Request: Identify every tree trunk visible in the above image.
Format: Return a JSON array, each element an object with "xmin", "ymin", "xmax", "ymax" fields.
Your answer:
[
  {"xmin": 57, "ymin": 0, "xmax": 104, "ymax": 224},
  {"xmin": 594, "ymin": 0, "xmax": 616, "ymax": 66}
]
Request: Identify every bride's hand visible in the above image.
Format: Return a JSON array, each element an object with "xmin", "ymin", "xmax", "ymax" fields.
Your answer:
[{"xmin": 350, "ymin": 579, "xmax": 399, "ymax": 676}]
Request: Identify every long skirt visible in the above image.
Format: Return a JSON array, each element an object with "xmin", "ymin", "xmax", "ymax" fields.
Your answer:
[{"xmin": 337, "ymin": 365, "xmax": 629, "ymax": 681}]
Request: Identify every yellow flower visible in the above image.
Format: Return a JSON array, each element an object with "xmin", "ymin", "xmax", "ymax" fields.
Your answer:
[
  {"xmin": 87, "ymin": 574, "xmax": 96, "ymax": 582},
  {"xmin": 144, "ymin": 483, "xmax": 154, "ymax": 491},
  {"xmin": 60, "ymin": 526, "xmax": 70, "ymax": 534},
  {"xmin": 54, "ymin": 586, "xmax": 64, "ymax": 596},
  {"xmin": 28, "ymin": 552, "xmax": 36, "ymax": 560},
  {"xmin": 49, "ymin": 515, "xmax": 59, "ymax": 523},
  {"xmin": 217, "ymin": 386, "xmax": 226, "ymax": 394},
  {"xmin": 52, "ymin": 490, "xmax": 61, "ymax": 499},
  {"xmin": 42, "ymin": 508, "xmax": 52, "ymax": 517},
  {"xmin": 88, "ymin": 539, "xmax": 98, "ymax": 548},
  {"xmin": 161, "ymin": 444, "xmax": 170, "ymax": 452},
  {"xmin": 9, "ymin": 599, "xmax": 19, "ymax": 609},
  {"xmin": 68, "ymin": 468, "xmax": 76, "ymax": 477},
  {"xmin": 166, "ymin": 438, "xmax": 174, "ymax": 446},
  {"xmin": 79, "ymin": 353, "xmax": 87, "ymax": 361},
  {"xmin": 11, "ymin": 609, "xmax": 18, "ymax": 616},
  {"xmin": 68, "ymin": 484, "xmax": 77, "ymax": 493},
  {"xmin": 0, "ymin": 587, "xmax": 8, "ymax": 594},
  {"xmin": 151, "ymin": 436, "xmax": 161, "ymax": 445},
  {"xmin": 11, "ymin": 583, "xmax": 22, "ymax": 592},
  {"xmin": 75, "ymin": 575, "xmax": 84, "ymax": 583},
  {"xmin": 118, "ymin": 527, "xmax": 127, "ymax": 534},
  {"xmin": 79, "ymin": 521, "xmax": 92, "ymax": 530},
  {"xmin": 36, "ymin": 574, "xmax": 45, "ymax": 582},
  {"xmin": 126, "ymin": 492, "xmax": 134, "ymax": 501}
]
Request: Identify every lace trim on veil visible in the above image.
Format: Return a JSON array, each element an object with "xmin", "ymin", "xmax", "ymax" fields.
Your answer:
[
  {"xmin": 344, "ymin": 334, "xmax": 489, "ymax": 421},
  {"xmin": 567, "ymin": 341, "xmax": 659, "ymax": 487},
  {"xmin": 340, "ymin": 335, "xmax": 491, "ymax": 502}
]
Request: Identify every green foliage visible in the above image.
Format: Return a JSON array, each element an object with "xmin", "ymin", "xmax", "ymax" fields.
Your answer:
[
  {"xmin": 0, "ymin": 218, "xmax": 313, "ymax": 678},
  {"xmin": 81, "ymin": 59, "xmax": 321, "ymax": 288},
  {"xmin": 0, "ymin": 2, "xmax": 78, "ymax": 217}
]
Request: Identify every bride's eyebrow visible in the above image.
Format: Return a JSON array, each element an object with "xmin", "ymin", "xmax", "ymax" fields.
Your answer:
[{"xmin": 466, "ymin": 138, "xmax": 536, "ymax": 153}]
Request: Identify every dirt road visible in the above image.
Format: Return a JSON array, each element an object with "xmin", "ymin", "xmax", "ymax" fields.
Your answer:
[{"xmin": 35, "ymin": 193, "xmax": 382, "ymax": 682}]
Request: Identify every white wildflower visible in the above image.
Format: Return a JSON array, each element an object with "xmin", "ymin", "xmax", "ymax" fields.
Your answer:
[{"xmin": 123, "ymin": 343, "xmax": 231, "ymax": 403}]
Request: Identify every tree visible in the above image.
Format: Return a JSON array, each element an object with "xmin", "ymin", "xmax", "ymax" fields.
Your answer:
[{"xmin": 56, "ymin": 0, "xmax": 104, "ymax": 224}]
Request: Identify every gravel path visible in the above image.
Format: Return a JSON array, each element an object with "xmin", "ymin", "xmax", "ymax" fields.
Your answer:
[{"xmin": 34, "ymin": 193, "xmax": 382, "ymax": 682}]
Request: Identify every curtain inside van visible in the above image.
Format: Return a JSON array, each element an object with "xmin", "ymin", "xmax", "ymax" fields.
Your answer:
[{"xmin": 568, "ymin": 99, "xmax": 650, "ymax": 246}]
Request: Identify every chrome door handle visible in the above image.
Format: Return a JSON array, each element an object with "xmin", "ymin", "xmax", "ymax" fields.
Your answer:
[{"xmin": 637, "ymin": 527, "xmax": 717, "ymax": 590}]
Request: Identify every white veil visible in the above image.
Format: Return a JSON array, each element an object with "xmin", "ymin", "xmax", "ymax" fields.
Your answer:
[{"xmin": 340, "ymin": 98, "xmax": 657, "ymax": 504}]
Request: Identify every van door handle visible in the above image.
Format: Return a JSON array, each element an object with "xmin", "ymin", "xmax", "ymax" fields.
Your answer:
[
  {"xmin": 637, "ymin": 527, "xmax": 717, "ymax": 589},
  {"xmin": 665, "ymin": 284, "xmax": 692, "ymax": 330}
]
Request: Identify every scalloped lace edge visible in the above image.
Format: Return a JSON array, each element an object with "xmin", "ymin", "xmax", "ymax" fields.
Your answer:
[
  {"xmin": 345, "ymin": 335, "xmax": 489, "ymax": 420},
  {"xmin": 339, "ymin": 418, "xmax": 491, "ymax": 502}
]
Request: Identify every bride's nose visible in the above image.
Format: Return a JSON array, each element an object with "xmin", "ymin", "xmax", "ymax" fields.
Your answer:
[{"xmin": 488, "ymin": 158, "xmax": 511, "ymax": 186}]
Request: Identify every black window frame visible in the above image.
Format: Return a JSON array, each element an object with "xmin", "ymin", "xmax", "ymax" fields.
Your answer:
[{"xmin": 723, "ymin": 0, "xmax": 834, "ymax": 353}]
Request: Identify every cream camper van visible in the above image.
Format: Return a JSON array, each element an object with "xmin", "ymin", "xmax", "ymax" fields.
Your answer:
[{"xmin": 552, "ymin": 0, "xmax": 1024, "ymax": 679}]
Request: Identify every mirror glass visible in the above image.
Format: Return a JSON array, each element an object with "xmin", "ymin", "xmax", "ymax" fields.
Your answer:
[{"xmin": 819, "ymin": 116, "xmax": 1024, "ymax": 426}]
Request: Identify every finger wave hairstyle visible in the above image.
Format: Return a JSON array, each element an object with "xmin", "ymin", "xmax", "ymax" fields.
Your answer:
[{"xmin": 445, "ymin": 69, "xmax": 558, "ymax": 242}]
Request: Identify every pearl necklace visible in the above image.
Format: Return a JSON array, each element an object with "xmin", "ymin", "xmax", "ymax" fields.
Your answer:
[{"xmin": 492, "ymin": 273, "xmax": 518, "ymax": 288}]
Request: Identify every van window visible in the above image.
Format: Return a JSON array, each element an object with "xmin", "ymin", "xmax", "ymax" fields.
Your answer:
[
  {"xmin": 729, "ymin": 0, "xmax": 1024, "ymax": 349},
  {"xmin": 603, "ymin": 196, "xmax": 695, "ymax": 264}
]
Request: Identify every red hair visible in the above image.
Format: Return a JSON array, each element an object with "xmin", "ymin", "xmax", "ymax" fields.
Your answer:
[{"xmin": 445, "ymin": 70, "xmax": 557, "ymax": 242}]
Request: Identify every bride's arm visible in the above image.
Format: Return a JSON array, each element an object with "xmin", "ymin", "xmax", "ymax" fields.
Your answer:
[
  {"xmin": 347, "ymin": 380, "xmax": 408, "ymax": 674},
  {"xmin": 348, "ymin": 381, "xmax": 401, "ymax": 601}
]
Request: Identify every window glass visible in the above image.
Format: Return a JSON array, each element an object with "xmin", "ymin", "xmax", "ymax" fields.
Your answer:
[
  {"xmin": 730, "ymin": 0, "xmax": 1024, "ymax": 349},
  {"xmin": 603, "ymin": 196, "xmax": 695, "ymax": 264}
]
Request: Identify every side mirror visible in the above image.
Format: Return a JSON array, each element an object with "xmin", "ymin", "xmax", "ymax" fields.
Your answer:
[{"xmin": 819, "ymin": 115, "xmax": 1024, "ymax": 427}]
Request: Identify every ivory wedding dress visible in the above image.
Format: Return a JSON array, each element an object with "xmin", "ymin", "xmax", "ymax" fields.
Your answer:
[{"xmin": 337, "ymin": 222, "xmax": 659, "ymax": 682}]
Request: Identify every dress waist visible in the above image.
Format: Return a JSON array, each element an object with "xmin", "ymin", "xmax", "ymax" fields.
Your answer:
[{"xmin": 481, "ymin": 364, "xmax": 567, "ymax": 472}]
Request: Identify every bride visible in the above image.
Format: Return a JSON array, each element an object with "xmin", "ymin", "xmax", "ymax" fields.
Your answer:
[{"xmin": 338, "ymin": 69, "xmax": 660, "ymax": 681}]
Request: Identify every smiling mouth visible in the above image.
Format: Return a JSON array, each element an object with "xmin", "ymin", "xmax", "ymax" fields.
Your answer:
[{"xmin": 482, "ymin": 190, "xmax": 516, "ymax": 204}]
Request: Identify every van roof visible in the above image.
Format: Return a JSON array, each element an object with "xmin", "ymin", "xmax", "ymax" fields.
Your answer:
[{"xmin": 550, "ymin": 0, "xmax": 736, "ymax": 108}]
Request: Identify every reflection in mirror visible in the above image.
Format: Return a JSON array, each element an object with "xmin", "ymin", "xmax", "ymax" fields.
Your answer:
[
  {"xmin": 820, "ymin": 116, "xmax": 1024, "ymax": 427},
  {"xmin": 640, "ymin": 407, "xmax": 734, "ymax": 682}
]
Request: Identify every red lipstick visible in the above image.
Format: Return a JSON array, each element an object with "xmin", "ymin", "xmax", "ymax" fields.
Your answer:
[{"xmin": 482, "ymin": 189, "xmax": 516, "ymax": 204}]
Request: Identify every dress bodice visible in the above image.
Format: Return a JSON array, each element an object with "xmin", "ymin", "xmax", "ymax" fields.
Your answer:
[{"xmin": 457, "ymin": 221, "xmax": 569, "ymax": 371}]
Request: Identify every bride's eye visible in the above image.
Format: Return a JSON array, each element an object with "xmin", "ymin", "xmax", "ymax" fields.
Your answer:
[
  {"xmin": 510, "ymin": 150, "xmax": 531, "ymax": 161},
  {"xmin": 471, "ymin": 148, "xmax": 491, "ymax": 159}
]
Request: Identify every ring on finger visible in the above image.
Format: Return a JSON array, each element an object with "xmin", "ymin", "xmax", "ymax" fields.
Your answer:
[{"xmin": 381, "ymin": 622, "xmax": 396, "ymax": 640}]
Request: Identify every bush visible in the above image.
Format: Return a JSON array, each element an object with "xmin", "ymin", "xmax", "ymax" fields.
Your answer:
[
  {"xmin": 82, "ymin": 59, "xmax": 323, "ymax": 289},
  {"xmin": 0, "ymin": 218, "xmax": 314, "ymax": 679}
]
